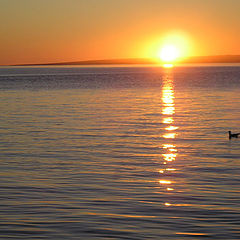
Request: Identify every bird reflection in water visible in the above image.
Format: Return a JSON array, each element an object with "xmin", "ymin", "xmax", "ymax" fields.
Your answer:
[{"xmin": 159, "ymin": 67, "xmax": 178, "ymax": 206}]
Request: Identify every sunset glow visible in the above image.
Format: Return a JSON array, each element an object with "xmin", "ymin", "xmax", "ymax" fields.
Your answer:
[
  {"xmin": 0, "ymin": 1, "xmax": 240, "ymax": 65},
  {"xmin": 1, "ymin": 1, "xmax": 240, "ymax": 238}
]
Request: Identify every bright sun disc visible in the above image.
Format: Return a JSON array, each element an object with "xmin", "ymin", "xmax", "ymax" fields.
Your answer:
[{"xmin": 159, "ymin": 45, "xmax": 180, "ymax": 62}]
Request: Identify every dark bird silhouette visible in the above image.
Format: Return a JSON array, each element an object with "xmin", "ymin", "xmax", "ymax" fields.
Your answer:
[{"xmin": 228, "ymin": 131, "xmax": 240, "ymax": 139}]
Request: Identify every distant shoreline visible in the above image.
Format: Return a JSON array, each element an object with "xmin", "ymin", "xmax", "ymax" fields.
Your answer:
[{"xmin": 2, "ymin": 55, "xmax": 240, "ymax": 66}]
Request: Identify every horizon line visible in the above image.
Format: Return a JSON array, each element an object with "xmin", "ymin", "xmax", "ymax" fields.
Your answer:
[{"xmin": 2, "ymin": 54, "xmax": 240, "ymax": 66}]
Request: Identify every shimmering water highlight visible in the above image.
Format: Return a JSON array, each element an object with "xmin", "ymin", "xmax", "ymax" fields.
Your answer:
[{"xmin": 0, "ymin": 65, "xmax": 240, "ymax": 239}]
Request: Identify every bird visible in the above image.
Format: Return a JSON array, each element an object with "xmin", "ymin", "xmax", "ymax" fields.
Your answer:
[{"xmin": 228, "ymin": 131, "xmax": 240, "ymax": 139}]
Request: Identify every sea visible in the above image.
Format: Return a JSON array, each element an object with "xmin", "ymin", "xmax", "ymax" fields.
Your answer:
[{"xmin": 0, "ymin": 64, "xmax": 239, "ymax": 239}]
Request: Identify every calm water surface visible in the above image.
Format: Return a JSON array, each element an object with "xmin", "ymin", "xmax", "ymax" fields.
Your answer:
[{"xmin": 0, "ymin": 65, "xmax": 240, "ymax": 239}]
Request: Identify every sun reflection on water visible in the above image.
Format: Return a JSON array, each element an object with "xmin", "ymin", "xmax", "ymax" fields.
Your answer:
[
  {"xmin": 165, "ymin": 126, "xmax": 179, "ymax": 131},
  {"xmin": 160, "ymin": 67, "xmax": 178, "ymax": 206},
  {"xmin": 162, "ymin": 153, "xmax": 177, "ymax": 162},
  {"xmin": 163, "ymin": 133, "xmax": 176, "ymax": 139},
  {"xmin": 159, "ymin": 180, "xmax": 172, "ymax": 184}
]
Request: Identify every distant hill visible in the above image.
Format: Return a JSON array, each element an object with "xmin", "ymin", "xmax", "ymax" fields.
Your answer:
[
  {"xmin": 18, "ymin": 58, "xmax": 156, "ymax": 66},
  {"xmin": 181, "ymin": 55, "xmax": 240, "ymax": 64},
  {"xmin": 13, "ymin": 55, "xmax": 240, "ymax": 66}
]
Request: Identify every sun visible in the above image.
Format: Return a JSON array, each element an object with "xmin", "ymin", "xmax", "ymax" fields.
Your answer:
[
  {"xmin": 159, "ymin": 44, "xmax": 180, "ymax": 62},
  {"xmin": 152, "ymin": 31, "xmax": 192, "ymax": 64}
]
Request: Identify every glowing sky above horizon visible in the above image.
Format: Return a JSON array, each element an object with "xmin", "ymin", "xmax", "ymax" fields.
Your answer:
[{"xmin": 0, "ymin": 0, "xmax": 240, "ymax": 65}]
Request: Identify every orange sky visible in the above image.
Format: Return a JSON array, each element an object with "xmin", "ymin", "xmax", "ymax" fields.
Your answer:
[{"xmin": 0, "ymin": 0, "xmax": 240, "ymax": 65}]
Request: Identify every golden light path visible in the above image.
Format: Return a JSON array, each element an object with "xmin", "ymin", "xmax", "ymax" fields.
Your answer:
[
  {"xmin": 163, "ymin": 64, "xmax": 174, "ymax": 68},
  {"xmin": 159, "ymin": 67, "xmax": 178, "ymax": 206}
]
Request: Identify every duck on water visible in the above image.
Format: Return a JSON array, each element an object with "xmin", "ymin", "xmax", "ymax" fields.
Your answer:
[{"xmin": 228, "ymin": 131, "xmax": 240, "ymax": 139}]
